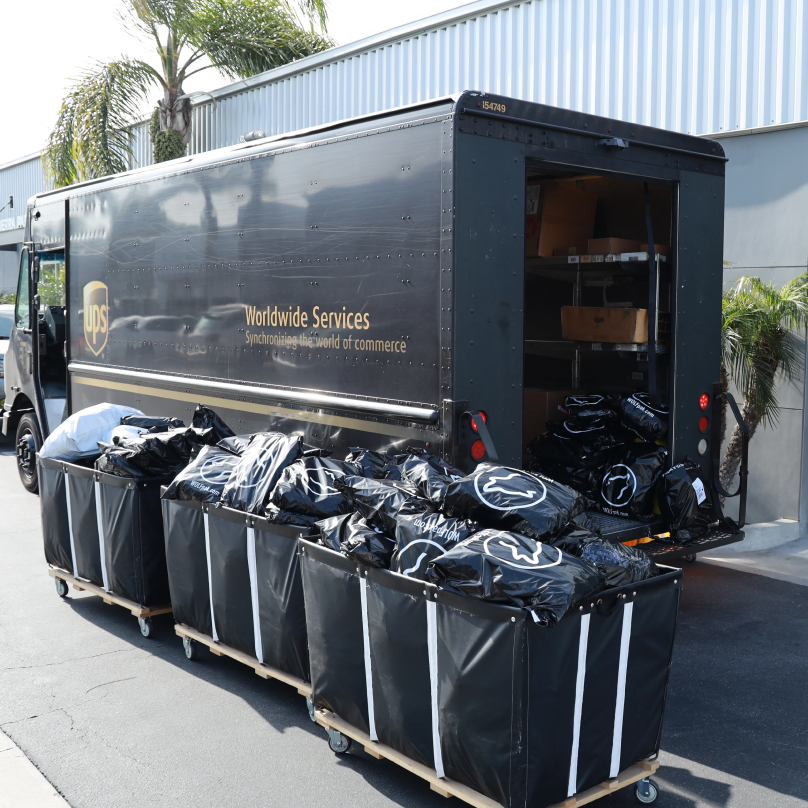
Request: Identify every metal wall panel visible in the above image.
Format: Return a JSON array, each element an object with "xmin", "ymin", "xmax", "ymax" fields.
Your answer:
[
  {"xmin": 0, "ymin": 155, "xmax": 45, "ymax": 234},
  {"xmin": 4, "ymin": 0, "xmax": 808, "ymax": 230}
]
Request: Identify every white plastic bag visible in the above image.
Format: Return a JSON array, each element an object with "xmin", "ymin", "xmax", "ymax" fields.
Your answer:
[{"xmin": 39, "ymin": 403, "xmax": 144, "ymax": 461}]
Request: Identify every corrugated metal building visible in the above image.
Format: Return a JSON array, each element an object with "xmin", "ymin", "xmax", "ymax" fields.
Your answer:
[{"xmin": 1, "ymin": 0, "xmax": 805, "ymax": 537}]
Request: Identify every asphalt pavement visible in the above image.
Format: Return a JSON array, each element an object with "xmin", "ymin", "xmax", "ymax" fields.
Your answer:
[{"xmin": 0, "ymin": 434, "xmax": 806, "ymax": 808}]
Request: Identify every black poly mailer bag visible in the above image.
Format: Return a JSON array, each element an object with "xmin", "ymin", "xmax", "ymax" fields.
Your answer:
[
  {"xmin": 659, "ymin": 460, "xmax": 715, "ymax": 540},
  {"xmin": 393, "ymin": 511, "xmax": 478, "ymax": 580},
  {"xmin": 38, "ymin": 458, "xmax": 73, "ymax": 573},
  {"xmin": 192, "ymin": 404, "xmax": 236, "ymax": 442},
  {"xmin": 252, "ymin": 520, "xmax": 309, "ymax": 682},
  {"xmin": 396, "ymin": 453, "xmax": 464, "ymax": 505},
  {"xmin": 336, "ymin": 475, "xmax": 429, "ymax": 536},
  {"xmin": 120, "ymin": 414, "xmax": 185, "ymax": 431},
  {"xmin": 315, "ymin": 512, "xmax": 396, "ymax": 568},
  {"xmin": 270, "ymin": 457, "xmax": 357, "ymax": 518},
  {"xmin": 265, "ymin": 506, "xmax": 319, "ymax": 528},
  {"xmin": 428, "ymin": 529, "xmax": 604, "ymax": 625},
  {"xmin": 599, "ymin": 444, "xmax": 667, "ymax": 522},
  {"xmin": 96, "ymin": 427, "xmax": 217, "ymax": 479},
  {"xmin": 345, "ymin": 447, "xmax": 398, "ymax": 479},
  {"xmin": 443, "ymin": 464, "xmax": 588, "ymax": 541},
  {"xmin": 300, "ymin": 541, "xmax": 370, "ymax": 734},
  {"xmin": 220, "ymin": 432, "xmax": 302, "ymax": 514},
  {"xmin": 547, "ymin": 419, "xmax": 633, "ymax": 453},
  {"xmin": 207, "ymin": 510, "xmax": 255, "ymax": 657},
  {"xmin": 161, "ymin": 499, "xmax": 212, "ymax": 635},
  {"xmin": 552, "ymin": 533, "xmax": 657, "ymax": 588},
  {"xmin": 162, "ymin": 446, "xmax": 240, "ymax": 503},
  {"xmin": 97, "ymin": 475, "xmax": 171, "ymax": 606},
  {"xmin": 64, "ymin": 465, "xmax": 105, "ymax": 587},
  {"xmin": 217, "ymin": 434, "xmax": 253, "ymax": 456},
  {"xmin": 526, "ymin": 433, "xmax": 613, "ymax": 470},
  {"xmin": 561, "ymin": 394, "xmax": 620, "ymax": 415},
  {"xmin": 619, "ymin": 393, "xmax": 669, "ymax": 442}
]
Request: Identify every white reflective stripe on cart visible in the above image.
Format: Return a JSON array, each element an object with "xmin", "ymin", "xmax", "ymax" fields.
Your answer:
[
  {"xmin": 359, "ymin": 575, "xmax": 378, "ymax": 742},
  {"xmin": 93, "ymin": 480, "xmax": 110, "ymax": 592},
  {"xmin": 64, "ymin": 471, "xmax": 78, "ymax": 578},
  {"xmin": 246, "ymin": 527, "xmax": 264, "ymax": 664},
  {"xmin": 567, "ymin": 613, "xmax": 591, "ymax": 797},
  {"xmin": 609, "ymin": 601, "xmax": 634, "ymax": 778},
  {"xmin": 426, "ymin": 600, "xmax": 445, "ymax": 779},
  {"xmin": 204, "ymin": 513, "xmax": 218, "ymax": 642}
]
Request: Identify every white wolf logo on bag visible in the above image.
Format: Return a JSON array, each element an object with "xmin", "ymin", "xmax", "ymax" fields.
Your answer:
[
  {"xmin": 473, "ymin": 468, "xmax": 547, "ymax": 511},
  {"xmin": 601, "ymin": 464, "xmax": 637, "ymax": 508}
]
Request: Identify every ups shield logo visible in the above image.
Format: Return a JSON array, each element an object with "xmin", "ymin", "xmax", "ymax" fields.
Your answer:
[{"xmin": 83, "ymin": 281, "xmax": 109, "ymax": 356}]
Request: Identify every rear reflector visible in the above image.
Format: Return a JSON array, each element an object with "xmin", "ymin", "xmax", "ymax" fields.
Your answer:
[{"xmin": 470, "ymin": 439, "xmax": 486, "ymax": 461}]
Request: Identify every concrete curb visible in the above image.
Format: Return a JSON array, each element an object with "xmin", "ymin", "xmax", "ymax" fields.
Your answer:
[{"xmin": 0, "ymin": 730, "xmax": 70, "ymax": 807}]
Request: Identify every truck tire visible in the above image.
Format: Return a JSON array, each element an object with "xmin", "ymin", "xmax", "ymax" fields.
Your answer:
[{"xmin": 16, "ymin": 413, "xmax": 42, "ymax": 494}]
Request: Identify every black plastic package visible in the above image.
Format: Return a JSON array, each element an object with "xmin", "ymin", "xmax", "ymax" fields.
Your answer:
[
  {"xmin": 162, "ymin": 445, "xmax": 240, "ymax": 502},
  {"xmin": 393, "ymin": 511, "xmax": 478, "ymax": 579},
  {"xmin": 192, "ymin": 404, "xmax": 236, "ymax": 442},
  {"xmin": 120, "ymin": 414, "xmax": 185, "ymax": 431},
  {"xmin": 659, "ymin": 460, "xmax": 715, "ymax": 540},
  {"xmin": 619, "ymin": 393, "xmax": 669, "ymax": 442},
  {"xmin": 427, "ymin": 529, "xmax": 604, "ymax": 625},
  {"xmin": 553, "ymin": 533, "xmax": 657, "ymax": 587},
  {"xmin": 270, "ymin": 457, "xmax": 357, "ymax": 518},
  {"xmin": 396, "ymin": 452, "xmax": 464, "ymax": 505},
  {"xmin": 599, "ymin": 443, "xmax": 667, "ymax": 522},
  {"xmin": 217, "ymin": 434, "xmax": 254, "ymax": 456},
  {"xmin": 220, "ymin": 432, "xmax": 302, "ymax": 514},
  {"xmin": 336, "ymin": 475, "xmax": 428, "ymax": 535},
  {"xmin": 95, "ymin": 426, "xmax": 216, "ymax": 478},
  {"xmin": 443, "ymin": 464, "xmax": 588, "ymax": 542},
  {"xmin": 265, "ymin": 505, "xmax": 319, "ymax": 528},
  {"xmin": 315, "ymin": 512, "xmax": 395, "ymax": 567},
  {"xmin": 561, "ymin": 394, "xmax": 620, "ymax": 415},
  {"xmin": 345, "ymin": 448, "xmax": 399, "ymax": 479},
  {"xmin": 547, "ymin": 419, "xmax": 632, "ymax": 453},
  {"xmin": 527, "ymin": 433, "xmax": 613, "ymax": 469}
]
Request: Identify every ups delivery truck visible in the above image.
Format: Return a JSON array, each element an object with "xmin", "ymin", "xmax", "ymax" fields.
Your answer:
[{"xmin": 4, "ymin": 91, "xmax": 746, "ymax": 557}]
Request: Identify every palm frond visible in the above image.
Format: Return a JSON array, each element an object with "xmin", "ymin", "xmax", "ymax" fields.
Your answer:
[
  {"xmin": 187, "ymin": 0, "xmax": 334, "ymax": 81},
  {"xmin": 721, "ymin": 274, "xmax": 808, "ymax": 428},
  {"xmin": 43, "ymin": 59, "xmax": 159, "ymax": 187}
]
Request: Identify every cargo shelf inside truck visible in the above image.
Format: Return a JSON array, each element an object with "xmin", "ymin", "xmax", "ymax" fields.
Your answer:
[{"xmin": 585, "ymin": 510, "xmax": 664, "ymax": 542}]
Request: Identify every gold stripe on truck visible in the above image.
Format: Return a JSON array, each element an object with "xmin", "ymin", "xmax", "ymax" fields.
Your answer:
[{"xmin": 72, "ymin": 375, "xmax": 423, "ymax": 439}]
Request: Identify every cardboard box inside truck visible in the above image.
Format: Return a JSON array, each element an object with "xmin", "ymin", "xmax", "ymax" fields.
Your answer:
[
  {"xmin": 525, "ymin": 181, "xmax": 597, "ymax": 257},
  {"xmin": 587, "ymin": 237, "xmax": 642, "ymax": 255},
  {"xmin": 522, "ymin": 388, "xmax": 576, "ymax": 450},
  {"xmin": 561, "ymin": 306, "xmax": 649, "ymax": 343}
]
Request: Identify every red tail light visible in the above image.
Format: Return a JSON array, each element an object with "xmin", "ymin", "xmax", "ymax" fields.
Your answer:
[
  {"xmin": 698, "ymin": 416, "xmax": 709, "ymax": 432},
  {"xmin": 470, "ymin": 410, "xmax": 488, "ymax": 433},
  {"xmin": 470, "ymin": 439, "xmax": 486, "ymax": 461},
  {"xmin": 699, "ymin": 393, "xmax": 709, "ymax": 410}
]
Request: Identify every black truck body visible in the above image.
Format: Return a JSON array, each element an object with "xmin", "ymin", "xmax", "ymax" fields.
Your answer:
[{"xmin": 5, "ymin": 91, "xmax": 745, "ymax": 555}]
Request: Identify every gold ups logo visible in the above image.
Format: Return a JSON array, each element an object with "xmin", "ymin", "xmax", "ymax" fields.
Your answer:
[{"xmin": 83, "ymin": 281, "xmax": 109, "ymax": 356}]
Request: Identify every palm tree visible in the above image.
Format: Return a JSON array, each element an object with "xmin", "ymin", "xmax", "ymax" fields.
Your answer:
[
  {"xmin": 719, "ymin": 273, "xmax": 808, "ymax": 490},
  {"xmin": 44, "ymin": 0, "xmax": 332, "ymax": 187}
]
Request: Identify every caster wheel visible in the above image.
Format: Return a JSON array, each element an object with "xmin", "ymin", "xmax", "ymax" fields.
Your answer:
[
  {"xmin": 327, "ymin": 729, "xmax": 352, "ymax": 755},
  {"xmin": 636, "ymin": 778, "xmax": 659, "ymax": 804},
  {"xmin": 306, "ymin": 697, "xmax": 317, "ymax": 724},
  {"xmin": 183, "ymin": 636, "xmax": 198, "ymax": 661},
  {"xmin": 55, "ymin": 578, "xmax": 69, "ymax": 598},
  {"xmin": 138, "ymin": 617, "xmax": 153, "ymax": 638},
  {"xmin": 685, "ymin": 554, "xmax": 697, "ymax": 563}
]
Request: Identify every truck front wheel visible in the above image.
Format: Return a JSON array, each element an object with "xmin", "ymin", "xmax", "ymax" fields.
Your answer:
[{"xmin": 16, "ymin": 413, "xmax": 42, "ymax": 494}]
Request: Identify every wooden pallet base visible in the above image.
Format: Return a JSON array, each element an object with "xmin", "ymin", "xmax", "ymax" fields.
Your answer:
[
  {"xmin": 174, "ymin": 623, "xmax": 312, "ymax": 698},
  {"xmin": 314, "ymin": 707, "xmax": 659, "ymax": 808},
  {"xmin": 48, "ymin": 568, "xmax": 172, "ymax": 618}
]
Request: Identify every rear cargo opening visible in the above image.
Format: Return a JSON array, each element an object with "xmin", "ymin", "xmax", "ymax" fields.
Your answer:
[{"xmin": 521, "ymin": 166, "xmax": 674, "ymax": 539}]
